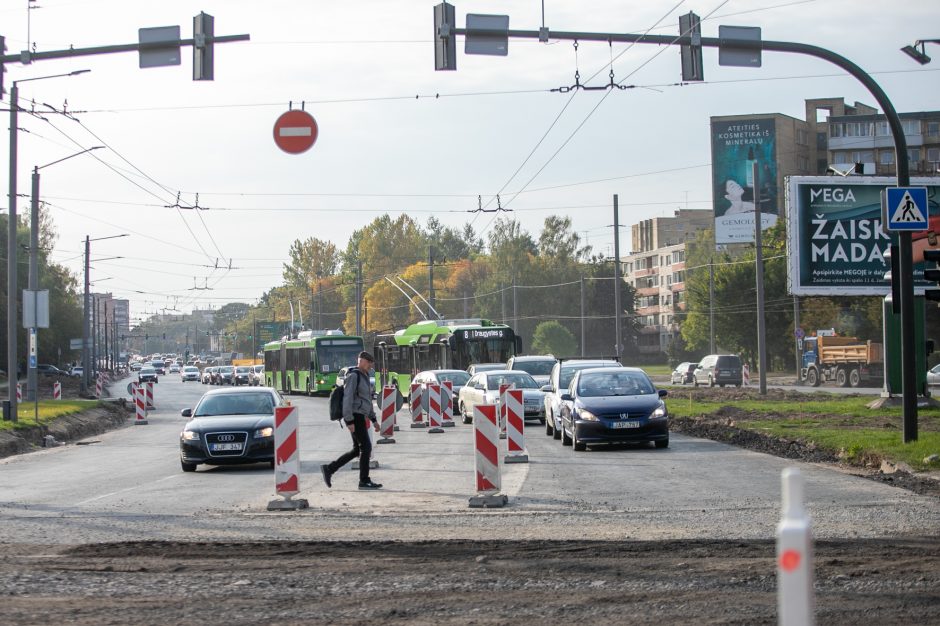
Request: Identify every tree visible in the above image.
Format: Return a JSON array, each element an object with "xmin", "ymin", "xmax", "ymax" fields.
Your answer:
[
  {"xmin": 531, "ymin": 321, "xmax": 577, "ymax": 356},
  {"xmin": 538, "ymin": 215, "xmax": 591, "ymax": 263},
  {"xmin": 282, "ymin": 237, "xmax": 339, "ymax": 323}
]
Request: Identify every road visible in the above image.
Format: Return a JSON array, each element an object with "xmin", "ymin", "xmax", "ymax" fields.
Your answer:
[{"xmin": 0, "ymin": 373, "xmax": 936, "ymax": 545}]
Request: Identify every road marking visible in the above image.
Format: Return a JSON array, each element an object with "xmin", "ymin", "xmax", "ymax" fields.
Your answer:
[{"xmin": 73, "ymin": 474, "xmax": 180, "ymax": 506}]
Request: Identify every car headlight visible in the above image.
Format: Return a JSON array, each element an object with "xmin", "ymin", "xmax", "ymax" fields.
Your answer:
[
  {"xmin": 181, "ymin": 430, "xmax": 200, "ymax": 441},
  {"xmin": 254, "ymin": 427, "xmax": 274, "ymax": 438},
  {"xmin": 578, "ymin": 409, "xmax": 598, "ymax": 421},
  {"xmin": 651, "ymin": 402, "xmax": 668, "ymax": 419}
]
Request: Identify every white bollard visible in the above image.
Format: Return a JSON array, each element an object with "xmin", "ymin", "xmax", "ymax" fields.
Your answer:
[
  {"xmin": 776, "ymin": 467, "xmax": 814, "ymax": 626},
  {"xmin": 53, "ymin": 381, "xmax": 61, "ymax": 400},
  {"xmin": 134, "ymin": 384, "xmax": 148, "ymax": 425},
  {"xmin": 268, "ymin": 405, "xmax": 308, "ymax": 510}
]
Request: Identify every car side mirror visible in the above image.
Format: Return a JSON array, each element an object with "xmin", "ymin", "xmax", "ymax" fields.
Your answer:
[
  {"xmin": 540, "ymin": 385, "xmax": 552, "ymax": 393},
  {"xmin": 658, "ymin": 389, "xmax": 668, "ymax": 398},
  {"xmin": 181, "ymin": 408, "xmax": 192, "ymax": 418},
  {"xmin": 560, "ymin": 393, "xmax": 573, "ymax": 401}
]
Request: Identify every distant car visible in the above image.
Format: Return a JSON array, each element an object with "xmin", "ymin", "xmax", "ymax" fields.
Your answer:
[
  {"xmin": 36, "ymin": 364, "xmax": 67, "ymax": 377},
  {"xmin": 181, "ymin": 366, "xmax": 200, "ymax": 382},
  {"xmin": 138, "ymin": 366, "xmax": 159, "ymax": 384},
  {"xmin": 179, "ymin": 387, "xmax": 285, "ymax": 472},
  {"xmin": 458, "ymin": 369, "xmax": 545, "ymax": 425},
  {"xmin": 217, "ymin": 365, "xmax": 235, "ymax": 385},
  {"xmin": 413, "ymin": 369, "xmax": 471, "ymax": 414},
  {"xmin": 68, "ymin": 366, "xmax": 84, "ymax": 378},
  {"xmin": 506, "ymin": 355, "xmax": 557, "ymax": 387},
  {"xmin": 466, "ymin": 363, "xmax": 507, "ymax": 377},
  {"xmin": 149, "ymin": 360, "xmax": 166, "ymax": 375},
  {"xmin": 129, "ymin": 362, "xmax": 142, "ymax": 372},
  {"xmin": 168, "ymin": 364, "xmax": 181, "ymax": 374},
  {"xmin": 559, "ymin": 367, "xmax": 669, "ymax": 451},
  {"xmin": 670, "ymin": 362, "xmax": 697, "ymax": 385},
  {"xmin": 928, "ymin": 364, "xmax": 940, "ymax": 386},
  {"xmin": 202, "ymin": 366, "xmax": 218, "ymax": 385},
  {"xmin": 693, "ymin": 354, "xmax": 743, "ymax": 388},
  {"xmin": 248, "ymin": 365, "xmax": 264, "ymax": 386},
  {"xmin": 542, "ymin": 359, "xmax": 621, "ymax": 440},
  {"xmin": 233, "ymin": 366, "xmax": 251, "ymax": 386}
]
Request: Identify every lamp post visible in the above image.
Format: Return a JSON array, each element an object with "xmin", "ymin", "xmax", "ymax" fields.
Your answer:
[
  {"xmin": 7, "ymin": 69, "xmax": 90, "ymax": 420},
  {"xmin": 26, "ymin": 146, "xmax": 104, "ymax": 402},
  {"xmin": 81, "ymin": 239, "xmax": 126, "ymax": 396}
]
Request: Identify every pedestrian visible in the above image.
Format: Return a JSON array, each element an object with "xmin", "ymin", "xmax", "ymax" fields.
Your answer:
[{"xmin": 321, "ymin": 351, "xmax": 382, "ymax": 490}]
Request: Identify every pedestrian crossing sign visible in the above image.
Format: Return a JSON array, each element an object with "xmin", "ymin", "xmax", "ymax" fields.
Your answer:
[{"xmin": 884, "ymin": 186, "xmax": 928, "ymax": 231}]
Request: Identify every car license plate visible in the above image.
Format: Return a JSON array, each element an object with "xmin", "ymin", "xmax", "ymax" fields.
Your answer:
[
  {"xmin": 612, "ymin": 421, "xmax": 640, "ymax": 429},
  {"xmin": 211, "ymin": 443, "xmax": 243, "ymax": 451}
]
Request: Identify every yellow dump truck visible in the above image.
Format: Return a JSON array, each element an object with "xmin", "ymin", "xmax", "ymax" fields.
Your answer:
[{"xmin": 801, "ymin": 335, "xmax": 884, "ymax": 387}]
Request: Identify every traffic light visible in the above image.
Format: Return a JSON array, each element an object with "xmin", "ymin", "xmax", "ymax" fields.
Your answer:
[
  {"xmin": 884, "ymin": 245, "xmax": 900, "ymax": 313},
  {"xmin": 679, "ymin": 12, "xmax": 704, "ymax": 81},
  {"xmin": 193, "ymin": 12, "xmax": 214, "ymax": 80},
  {"xmin": 923, "ymin": 249, "xmax": 940, "ymax": 302}
]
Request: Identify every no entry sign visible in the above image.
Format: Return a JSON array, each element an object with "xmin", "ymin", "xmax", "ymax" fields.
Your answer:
[{"xmin": 273, "ymin": 110, "xmax": 318, "ymax": 154}]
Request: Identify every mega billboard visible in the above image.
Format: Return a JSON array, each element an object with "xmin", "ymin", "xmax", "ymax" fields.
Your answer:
[
  {"xmin": 786, "ymin": 176, "xmax": 940, "ymax": 296},
  {"xmin": 711, "ymin": 118, "xmax": 778, "ymax": 244}
]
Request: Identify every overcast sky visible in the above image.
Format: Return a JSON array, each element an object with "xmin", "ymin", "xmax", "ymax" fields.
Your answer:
[{"xmin": 2, "ymin": 0, "xmax": 938, "ymax": 325}]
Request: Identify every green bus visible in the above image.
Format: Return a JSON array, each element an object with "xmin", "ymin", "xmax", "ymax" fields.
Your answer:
[
  {"xmin": 374, "ymin": 319, "xmax": 521, "ymax": 395},
  {"xmin": 264, "ymin": 330, "xmax": 364, "ymax": 395}
]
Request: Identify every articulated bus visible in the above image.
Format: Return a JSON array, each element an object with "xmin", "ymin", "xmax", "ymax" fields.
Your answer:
[
  {"xmin": 264, "ymin": 330, "xmax": 364, "ymax": 395},
  {"xmin": 374, "ymin": 319, "xmax": 521, "ymax": 395}
]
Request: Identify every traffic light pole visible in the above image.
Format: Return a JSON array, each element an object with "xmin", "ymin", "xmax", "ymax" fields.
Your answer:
[{"xmin": 439, "ymin": 14, "xmax": 918, "ymax": 439}]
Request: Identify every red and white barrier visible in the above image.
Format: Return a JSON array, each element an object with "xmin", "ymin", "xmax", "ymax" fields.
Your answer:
[
  {"xmin": 15, "ymin": 383, "xmax": 21, "ymax": 402},
  {"xmin": 776, "ymin": 467, "xmax": 814, "ymax": 626},
  {"xmin": 268, "ymin": 405, "xmax": 308, "ymax": 510},
  {"xmin": 145, "ymin": 382, "xmax": 155, "ymax": 410},
  {"xmin": 743, "ymin": 362, "xmax": 750, "ymax": 386},
  {"xmin": 134, "ymin": 384, "xmax": 148, "ymax": 425},
  {"xmin": 95, "ymin": 376, "xmax": 102, "ymax": 398},
  {"xmin": 504, "ymin": 388, "xmax": 528, "ymax": 463},
  {"xmin": 441, "ymin": 380, "xmax": 455, "ymax": 427},
  {"xmin": 377, "ymin": 386, "xmax": 396, "ymax": 444},
  {"xmin": 53, "ymin": 381, "xmax": 61, "ymax": 400},
  {"xmin": 427, "ymin": 382, "xmax": 444, "ymax": 434},
  {"xmin": 409, "ymin": 382, "xmax": 426, "ymax": 428},
  {"xmin": 497, "ymin": 383, "xmax": 511, "ymax": 439},
  {"xmin": 469, "ymin": 403, "xmax": 507, "ymax": 508}
]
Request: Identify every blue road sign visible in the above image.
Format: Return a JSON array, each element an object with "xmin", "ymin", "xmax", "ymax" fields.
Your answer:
[{"xmin": 885, "ymin": 187, "xmax": 928, "ymax": 231}]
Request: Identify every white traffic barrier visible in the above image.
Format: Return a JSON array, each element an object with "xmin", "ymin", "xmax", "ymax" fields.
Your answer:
[
  {"xmin": 268, "ymin": 405, "xmax": 308, "ymax": 510},
  {"xmin": 16, "ymin": 383, "xmax": 22, "ymax": 402},
  {"xmin": 146, "ymin": 382, "xmax": 155, "ymax": 410},
  {"xmin": 776, "ymin": 467, "xmax": 814, "ymax": 626},
  {"xmin": 441, "ymin": 380, "xmax": 455, "ymax": 427},
  {"xmin": 427, "ymin": 382, "xmax": 444, "ymax": 434},
  {"xmin": 497, "ymin": 383, "xmax": 511, "ymax": 439},
  {"xmin": 743, "ymin": 362, "xmax": 750, "ymax": 386},
  {"xmin": 503, "ymin": 388, "xmax": 528, "ymax": 463},
  {"xmin": 53, "ymin": 381, "xmax": 61, "ymax": 400},
  {"xmin": 409, "ymin": 382, "xmax": 426, "ymax": 428},
  {"xmin": 134, "ymin": 384, "xmax": 148, "ymax": 425},
  {"xmin": 377, "ymin": 386, "xmax": 396, "ymax": 444},
  {"xmin": 95, "ymin": 376, "xmax": 102, "ymax": 398},
  {"xmin": 469, "ymin": 403, "xmax": 507, "ymax": 508}
]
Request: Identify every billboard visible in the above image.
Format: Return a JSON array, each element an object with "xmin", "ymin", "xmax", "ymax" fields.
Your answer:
[
  {"xmin": 786, "ymin": 176, "xmax": 940, "ymax": 296},
  {"xmin": 711, "ymin": 118, "xmax": 778, "ymax": 244},
  {"xmin": 257, "ymin": 321, "xmax": 291, "ymax": 345}
]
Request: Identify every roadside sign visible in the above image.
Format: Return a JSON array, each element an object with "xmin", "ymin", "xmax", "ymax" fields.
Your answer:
[
  {"xmin": 465, "ymin": 14, "xmax": 509, "ymax": 56},
  {"xmin": 139, "ymin": 26, "xmax": 182, "ymax": 68},
  {"xmin": 273, "ymin": 110, "xmax": 318, "ymax": 154},
  {"xmin": 794, "ymin": 328, "xmax": 804, "ymax": 340},
  {"xmin": 884, "ymin": 187, "xmax": 929, "ymax": 231}
]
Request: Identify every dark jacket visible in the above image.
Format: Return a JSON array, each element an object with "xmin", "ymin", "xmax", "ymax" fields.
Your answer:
[{"xmin": 342, "ymin": 367, "xmax": 376, "ymax": 424}]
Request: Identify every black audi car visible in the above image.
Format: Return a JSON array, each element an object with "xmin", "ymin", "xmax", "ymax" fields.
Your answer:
[
  {"xmin": 179, "ymin": 387, "xmax": 284, "ymax": 472},
  {"xmin": 559, "ymin": 367, "xmax": 669, "ymax": 451}
]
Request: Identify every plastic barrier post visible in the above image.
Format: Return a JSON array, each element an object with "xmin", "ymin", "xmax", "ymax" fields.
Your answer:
[
  {"xmin": 441, "ymin": 380, "xmax": 455, "ymax": 427},
  {"xmin": 268, "ymin": 405, "xmax": 309, "ymax": 510},
  {"xmin": 497, "ymin": 383, "xmax": 511, "ymax": 439},
  {"xmin": 469, "ymin": 403, "xmax": 507, "ymax": 508},
  {"xmin": 503, "ymin": 388, "xmax": 528, "ymax": 463},
  {"xmin": 410, "ymin": 382, "xmax": 426, "ymax": 428},
  {"xmin": 15, "ymin": 383, "xmax": 22, "ymax": 402},
  {"xmin": 427, "ymin": 382, "xmax": 444, "ymax": 434},
  {"xmin": 95, "ymin": 376, "xmax": 102, "ymax": 398},
  {"xmin": 377, "ymin": 386, "xmax": 396, "ymax": 444},
  {"xmin": 776, "ymin": 467, "xmax": 814, "ymax": 626},
  {"xmin": 134, "ymin": 384, "xmax": 148, "ymax": 425},
  {"xmin": 53, "ymin": 381, "xmax": 61, "ymax": 400},
  {"xmin": 146, "ymin": 382, "xmax": 155, "ymax": 410},
  {"xmin": 743, "ymin": 362, "xmax": 750, "ymax": 386}
]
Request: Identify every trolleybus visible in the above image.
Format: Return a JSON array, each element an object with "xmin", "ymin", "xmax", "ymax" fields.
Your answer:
[{"xmin": 263, "ymin": 330, "xmax": 364, "ymax": 395}]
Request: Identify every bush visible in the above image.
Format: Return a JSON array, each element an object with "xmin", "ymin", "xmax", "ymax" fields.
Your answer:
[{"xmin": 531, "ymin": 321, "xmax": 577, "ymax": 356}]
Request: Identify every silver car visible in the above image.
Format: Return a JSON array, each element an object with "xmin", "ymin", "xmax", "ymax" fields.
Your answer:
[
  {"xmin": 928, "ymin": 364, "xmax": 940, "ymax": 386},
  {"xmin": 458, "ymin": 370, "xmax": 545, "ymax": 425}
]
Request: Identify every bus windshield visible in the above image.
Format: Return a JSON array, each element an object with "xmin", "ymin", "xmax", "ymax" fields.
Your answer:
[
  {"xmin": 316, "ymin": 339, "xmax": 363, "ymax": 372},
  {"xmin": 454, "ymin": 337, "xmax": 514, "ymax": 370}
]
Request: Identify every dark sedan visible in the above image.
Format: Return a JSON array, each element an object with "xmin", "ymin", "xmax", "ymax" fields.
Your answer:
[
  {"xmin": 233, "ymin": 366, "xmax": 251, "ymax": 386},
  {"xmin": 217, "ymin": 365, "xmax": 235, "ymax": 385},
  {"xmin": 559, "ymin": 367, "xmax": 669, "ymax": 451},
  {"xmin": 179, "ymin": 387, "xmax": 284, "ymax": 472},
  {"xmin": 138, "ymin": 366, "xmax": 159, "ymax": 384}
]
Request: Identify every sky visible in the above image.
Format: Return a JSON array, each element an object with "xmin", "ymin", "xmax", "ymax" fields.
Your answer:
[{"xmin": 1, "ymin": 0, "xmax": 938, "ymax": 327}]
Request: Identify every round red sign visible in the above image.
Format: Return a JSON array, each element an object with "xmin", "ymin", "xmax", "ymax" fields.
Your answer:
[{"xmin": 273, "ymin": 110, "xmax": 318, "ymax": 154}]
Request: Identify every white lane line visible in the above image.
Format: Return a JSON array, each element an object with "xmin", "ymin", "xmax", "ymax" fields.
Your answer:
[{"xmin": 72, "ymin": 474, "xmax": 180, "ymax": 506}]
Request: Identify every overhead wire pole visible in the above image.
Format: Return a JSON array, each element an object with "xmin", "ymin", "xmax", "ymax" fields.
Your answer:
[{"xmin": 436, "ymin": 6, "xmax": 919, "ymax": 439}]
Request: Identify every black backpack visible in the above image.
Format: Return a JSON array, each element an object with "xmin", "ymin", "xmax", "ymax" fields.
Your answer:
[{"xmin": 329, "ymin": 370, "xmax": 360, "ymax": 420}]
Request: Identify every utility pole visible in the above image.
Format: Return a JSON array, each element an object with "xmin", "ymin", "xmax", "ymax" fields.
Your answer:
[
  {"xmin": 355, "ymin": 259, "xmax": 363, "ymax": 336},
  {"xmin": 580, "ymin": 274, "xmax": 586, "ymax": 357},
  {"xmin": 500, "ymin": 283, "xmax": 506, "ymax": 324},
  {"xmin": 793, "ymin": 297, "xmax": 801, "ymax": 385},
  {"xmin": 709, "ymin": 259, "xmax": 716, "ymax": 354},
  {"xmin": 754, "ymin": 162, "xmax": 768, "ymax": 395},
  {"xmin": 428, "ymin": 246, "xmax": 436, "ymax": 314},
  {"xmin": 316, "ymin": 271, "xmax": 323, "ymax": 330},
  {"xmin": 512, "ymin": 278, "xmax": 517, "ymax": 335},
  {"xmin": 613, "ymin": 195, "xmax": 623, "ymax": 362}
]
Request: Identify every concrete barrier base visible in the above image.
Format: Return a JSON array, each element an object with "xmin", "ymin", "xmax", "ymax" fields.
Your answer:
[
  {"xmin": 410, "ymin": 422, "xmax": 428, "ymax": 429},
  {"xmin": 266, "ymin": 497, "xmax": 309, "ymax": 511},
  {"xmin": 376, "ymin": 437, "xmax": 396, "ymax": 444},
  {"xmin": 469, "ymin": 493, "xmax": 508, "ymax": 508},
  {"xmin": 504, "ymin": 453, "xmax": 528, "ymax": 464}
]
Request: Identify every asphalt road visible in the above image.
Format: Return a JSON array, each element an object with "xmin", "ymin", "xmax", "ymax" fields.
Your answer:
[{"xmin": 0, "ymin": 374, "xmax": 937, "ymax": 545}]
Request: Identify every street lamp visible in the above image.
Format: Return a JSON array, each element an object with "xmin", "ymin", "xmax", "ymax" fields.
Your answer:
[
  {"xmin": 81, "ymin": 238, "xmax": 127, "ymax": 396},
  {"xmin": 6, "ymin": 68, "xmax": 89, "ymax": 421},
  {"xmin": 900, "ymin": 39, "xmax": 940, "ymax": 65},
  {"xmin": 25, "ymin": 146, "xmax": 104, "ymax": 402}
]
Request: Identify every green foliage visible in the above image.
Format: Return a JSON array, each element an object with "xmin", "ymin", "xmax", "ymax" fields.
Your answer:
[
  {"xmin": 531, "ymin": 321, "xmax": 577, "ymax": 356},
  {"xmin": 0, "ymin": 400, "xmax": 100, "ymax": 431}
]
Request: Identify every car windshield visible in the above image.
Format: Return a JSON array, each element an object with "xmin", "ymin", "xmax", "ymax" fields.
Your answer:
[
  {"xmin": 194, "ymin": 392, "xmax": 276, "ymax": 417},
  {"xmin": 577, "ymin": 371, "xmax": 654, "ymax": 397},
  {"xmin": 559, "ymin": 363, "xmax": 617, "ymax": 389},
  {"xmin": 220, "ymin": 366, "xmax": 234, "ymax": 373},
  {"xmin": 141, "ymin": 367, "xmax": 155, "ymax": 373},
  {"xmin": 512, "ymin": 360, "xmax": 555, "ymax": 376},
  {"xmin": 236, "ymin": 367, "xmax": 250, "ymax": 373},
  {"xmin": 486, "ymin": 373, "xmax": 539, "ymax": 390},
  {"xmin": 437, "ymin": 371, "xmax": 470, "ymax": 385},
  {"xmin": 184, "ymin": 367, "xmax": 198, "ymax": 373}
]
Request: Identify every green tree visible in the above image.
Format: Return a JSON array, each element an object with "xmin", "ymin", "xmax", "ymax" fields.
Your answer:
[{"xmin": 531, "ymin": 320, "xmax": 577, "ymax": 356}]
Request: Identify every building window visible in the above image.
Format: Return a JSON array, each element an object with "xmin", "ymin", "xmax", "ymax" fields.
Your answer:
[
  {"xmin": 927, "ymin": 121, "xmax": 940, "ymax": 139},
  {"xmin": 909, "ymin": 147, "xmax": 921, "ymax": 164},
  {"xmin": 796, "ymin": 128, "xmax": 808, "ymax": 145},
  {"xmin": 798, "ymin": 156, "xmax": 809, "ymax": 171},
  {"xmin": 902, "ymin": 120, "xmax": 920, "ymax": 136},
  {"xmin": 927, "ymin": 147, "xmax": 940, "ymax": 164},
  {"xmin": 875, "ymin": 121, "xmax": 891, "ymax": 136},
  {"xmin": 845, "ymin": 122, "xmax": 872, "ymax": 137},
  {"xmin": 833, "ymin": 152, "xmax": 849, "ymax": 164},
  {"xmin": 830, "ymin": 124, "xmax": 843, "ymax": 138},
  {"xmin": 880, "ymin": 151, "xmax": 895, "ymax": 165}
]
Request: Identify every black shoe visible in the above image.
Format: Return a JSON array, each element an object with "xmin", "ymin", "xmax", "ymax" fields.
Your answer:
[
  {"xmin": 320, "ymin": 464, "xmax": 332, "ymax": 488},
  {"xmin": 358, "ymin": 479, "xmax": 382, "ymax": 490}
]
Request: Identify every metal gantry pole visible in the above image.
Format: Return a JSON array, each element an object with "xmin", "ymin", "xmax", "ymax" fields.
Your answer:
[
  {"xmin": 26, "ymin": 167, "xmax": 39, "ymax": 402},
  {"xmin": 81, "ymin": 236, "xmax": 90, "ymax": 396},
  {"xmin": 613, "ymin": 195, "xmax": 623, "ymax": 362},
  {"xmin": 7, "ymin": 82, "xmax": 19, "ymax": 421},
  {"xmin": 580, "ymin": 274, "xmax": 586, "ymax": 357}
]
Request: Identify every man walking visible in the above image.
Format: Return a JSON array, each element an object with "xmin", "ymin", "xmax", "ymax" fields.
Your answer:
[{"xmin": 321, "ymin": 351, "xmax": 382, "ymax": 490}]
